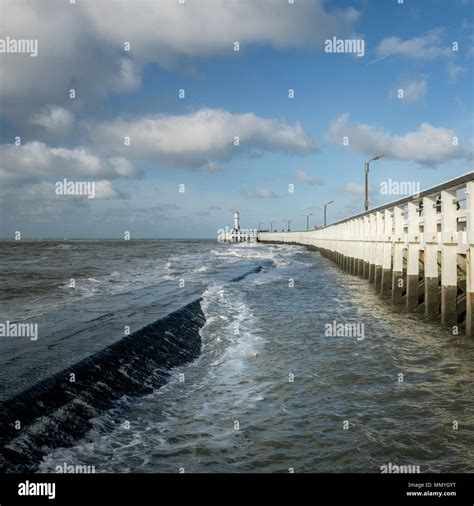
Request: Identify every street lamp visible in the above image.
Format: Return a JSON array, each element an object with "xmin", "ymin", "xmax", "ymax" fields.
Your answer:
[
  {"xmin": 324, "ymin": 201, "xmax": 334, "ymax": 227},
  {"xmin": 364, "ymin": 155, "xmax": 384, "ymax": 211},
  {"xmin": 306, "ymin": 213, "xmax": 314, "ymax": 231},
  {"xmin": 258, "ymin": 222, "xmax": 264, "ymax": 231},
  {"xmin": 287, "ymin": 218, "xmax": 293, "ymax": 232},
  {"xmin": 270, "ymin": 221, "xmax": 277, "ymax": 232}
]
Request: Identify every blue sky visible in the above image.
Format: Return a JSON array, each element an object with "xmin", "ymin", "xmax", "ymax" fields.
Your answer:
[{"xmin": 1, "ymin": 0, "xmax": 473, "ymax": 238}]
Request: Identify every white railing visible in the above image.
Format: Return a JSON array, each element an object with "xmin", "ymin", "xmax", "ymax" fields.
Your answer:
[{"xmin": 258, "ymin": 171, "xmax": 474, "ymax": 336}]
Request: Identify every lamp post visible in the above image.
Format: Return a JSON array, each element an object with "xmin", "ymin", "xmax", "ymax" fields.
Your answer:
[
  {"xmin": 258, "ymin": 222, "xmax": 263, "ymax": 231},
  {"xmin": 306, "ymin": 213, "xmax": 314, "ymax": 231},
  {"xmin": 364, "ymin": 155, "xmax": 384, "ymax": 211},
  {"xmin": 288, "ymin": 218, "xmax": 293, "ymax": 232},
  {"xmin": 324, "ymin": 201, "xmax": 334, "ymax": 227},
  {"xmin": 270, "ymin": 221, "xmax": 276, "ymax": 232}
]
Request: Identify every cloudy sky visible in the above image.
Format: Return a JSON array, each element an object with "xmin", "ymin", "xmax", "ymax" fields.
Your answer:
[{"xmin": 0, "ymin": 0, "xmax": 473, "ymax": 238}]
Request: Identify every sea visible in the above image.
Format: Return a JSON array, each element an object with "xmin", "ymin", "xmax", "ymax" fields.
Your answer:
[{"xmin": 1, "ymin": 239, "xmax": 473, "ymax": 473}]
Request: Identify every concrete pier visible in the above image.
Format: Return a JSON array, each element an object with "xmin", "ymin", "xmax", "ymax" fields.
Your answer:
[{"xmin": 258, "ymin": 172, "xmax": 474, "ymax": 336}]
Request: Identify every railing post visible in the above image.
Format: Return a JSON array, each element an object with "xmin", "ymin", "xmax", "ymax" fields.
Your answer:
[
  {"xmin": 348, "ymin": 220, "xmax": 353, "ymax": 272},
  {"xmin": 341, "ymin": 222, "xmax": 347, "ymax": 271},
  {"xmin": 352, "ymin": 219, "xmax": 358, "ymax": 275},
  {"xmin": 466, "ymin": 181, "xmax": 474, "ymax": 337},
  {"xmin": 374, "ymin": 211, "xmax": 384, "ymax": 290},
  {"xmin": 369, "ymin": 213, "xmax": 376, "ymax": 283},
  {"xmin": 351, "ymin": 219, "xmax": 355, "ymax": 274},
  {"xmin": 352, "ymin": 219, "xmax": 357, "ymax": 273},
  {"xmin": 352, "ymin": 219, "xmax": 357, "ymax": 274},
  {"xmin": 381, "ymin": 209, "xmax": 393, "ymax": 295},
  {"xmin": 406, "ymin": 201, "xmax": 420, "ymax": 311},
  {"xmin": 340, "ymin": 224, "xmax": 344, "ymax": 267},
  {"xmin": 336, "ymin": 224, "xmax": 341, "ymax": 267},
  {"xmin": 423, "ymin": 195, "xmax": 440, "ymax": 319},
  {"xmin": 440, "ymin": 189, "xmax": 458, "ymax": 328},
  {"xmin": 363, "ymin": 215, "xmax": 370, "ymax": 278},
  {"xmin": 357, "ymin": 217, "xmax": 364, "ymax": 276},
  {"xmin": 349, "ymin": 220, "xmax": 355, "ymax": 274},
  {"xmin": 392, "ymin": 205, "xmax": 405, "ymax": 304}
]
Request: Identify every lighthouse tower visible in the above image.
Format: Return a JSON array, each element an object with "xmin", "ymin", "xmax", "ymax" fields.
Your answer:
[
  {"xmin": 233, "ymin": 211, "xmax": 240, "ymax": 231},
  {"xmin": 218, "ymin": 211, "xmax": 256, "ymax": 242}
]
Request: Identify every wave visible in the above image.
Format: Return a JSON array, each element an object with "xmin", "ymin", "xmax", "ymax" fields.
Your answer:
[{"xmin": 210, "ymin": 243, "xmax": 309, "ymax": 269}]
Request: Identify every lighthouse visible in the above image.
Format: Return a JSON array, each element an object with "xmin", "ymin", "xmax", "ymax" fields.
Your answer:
[
  {"xmin": 233, "ymin": 211, "xmax": 240, "ymax": 231},
  {"xmin": 218, "ymin": 211, "xmax": 257, "ymax": 243}
]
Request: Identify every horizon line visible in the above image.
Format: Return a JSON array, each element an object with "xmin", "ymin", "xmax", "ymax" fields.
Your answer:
[{"xmin": 0, "ymin": 237, "xmax": 218, "ymax": 241}]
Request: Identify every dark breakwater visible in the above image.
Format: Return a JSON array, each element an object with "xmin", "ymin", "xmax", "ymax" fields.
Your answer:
[{"xmin": 0, "ymin": 299, "xmax": 205, "ymax": 473}]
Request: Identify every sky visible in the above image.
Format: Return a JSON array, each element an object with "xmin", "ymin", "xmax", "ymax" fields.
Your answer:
[{"xmin": 0, "ymin": 0, "xmax": 473, "ymax": 238}]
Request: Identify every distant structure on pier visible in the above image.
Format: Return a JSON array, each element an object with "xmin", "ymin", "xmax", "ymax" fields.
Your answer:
[{"xmin": 218, "ymin": 211, "xmax": 257, "ymax": 242}]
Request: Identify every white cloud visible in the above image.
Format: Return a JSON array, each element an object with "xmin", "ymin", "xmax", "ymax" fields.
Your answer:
[
  {"xmin": 89, "ymin": 108, "xmax": 315, "ymax": 169},
  {"xmin": 0, "ymin": 2, "xmax": 138, "ymax": 119},
  {"xmin": 83, "ymin": 0, "xmax": 359, "ymax": 58},
  {"xmin": 246, "ymin": 188, "xmax": 278, "ymax": 198},
  {"xmin": 0, "ymin": 0, "xmax": 358, "ymax": 119},
  {"xmin": 0, "ymin": 141, "xmax": 140, "ymax": 184},
  {"xmin": 31, "ymin": 106, "xmax": 75, "ymax": 135},
  {"xmin": 374, "ymin": 32, "xmax": 451, "ymax": 61},
  {"xmin": 390, "ymin": 79, "xmax": 427, "ymax": 102},
  {"xmin": 295, "ymin": 170, "xmax": 323, "ymax": 186},
  {"xmin": 326, "ymin": 114, "xmax": 465, "ymax": 165},
  {"xmin": 94, "ymin": 180, "xmax": 123, "ymax": 199}
]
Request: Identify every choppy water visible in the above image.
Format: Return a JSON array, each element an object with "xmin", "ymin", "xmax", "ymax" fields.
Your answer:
[
  {"xmin": 1, "ymin": 240, "xmax": 474, "ymax": 473},
  {"xmin": 0, "ymin": 240, "xmax": 231, "ymax": 321}
]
